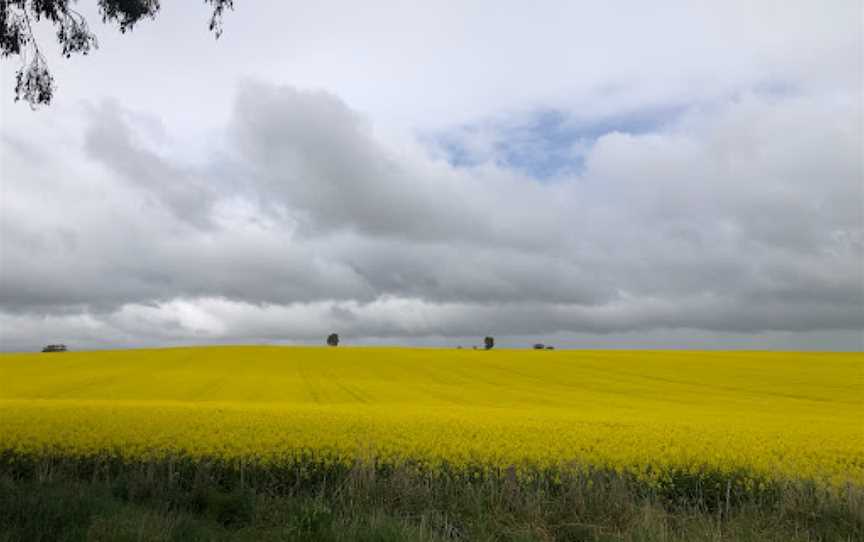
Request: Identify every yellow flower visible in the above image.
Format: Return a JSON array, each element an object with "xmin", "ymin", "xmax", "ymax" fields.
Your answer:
[{"xmin": 0, "ymin": 346, "xmax": 861, "ymax": 488}]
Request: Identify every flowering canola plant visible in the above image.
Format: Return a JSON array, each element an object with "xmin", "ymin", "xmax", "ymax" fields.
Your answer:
[{"xmin": 0, "ymin": 347, "xmax": 861, "ymax": 487}]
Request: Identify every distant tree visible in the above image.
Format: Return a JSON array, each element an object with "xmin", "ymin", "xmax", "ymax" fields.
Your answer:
[
  {"xmin": 545, "ymin": 345, "xmax": 555, "ymax": 350},
  {"xmin": 1, "ymin": 0, "xmax": 234, "ymax": 107},
  {"xmin": 533, "ymin": 343, "xmax": 545, "ymax": 350},
  {"xmin": 326, "ymin": 333, "xmax": 339, "ymax": 347},
  {"xmin": 484, "ymin": 336, "xmax": 494, "ymax": 350}
]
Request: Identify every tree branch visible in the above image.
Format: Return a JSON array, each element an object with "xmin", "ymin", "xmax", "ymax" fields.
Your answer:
[{"xmin": 1, "ymin": 0, "xmax": 236, "ymax": 107}]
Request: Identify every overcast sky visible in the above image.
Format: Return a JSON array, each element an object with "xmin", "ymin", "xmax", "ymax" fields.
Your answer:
[{"xmin": 0, "ymin": 1, "xmax": 862, "ymax": 351}]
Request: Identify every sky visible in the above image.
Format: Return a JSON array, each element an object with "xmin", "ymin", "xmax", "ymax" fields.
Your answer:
[{"xmin": 0, "ymin": 1, "xmax": 862, "ymax": 351}]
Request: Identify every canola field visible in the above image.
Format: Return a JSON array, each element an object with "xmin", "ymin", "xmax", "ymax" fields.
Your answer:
[{"xmin": 0, "ymin": 347, "xmax": 862, "ymax": 488}]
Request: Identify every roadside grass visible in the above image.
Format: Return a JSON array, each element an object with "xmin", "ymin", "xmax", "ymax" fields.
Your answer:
[{"xmin": 1, "ymin": 454, "xmax": 861, "ymax": 541}]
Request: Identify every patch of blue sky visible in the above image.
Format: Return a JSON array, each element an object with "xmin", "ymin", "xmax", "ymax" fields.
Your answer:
[{"xmin": 431, "ymin": 103, "xmax": 687, "ymax": 181}]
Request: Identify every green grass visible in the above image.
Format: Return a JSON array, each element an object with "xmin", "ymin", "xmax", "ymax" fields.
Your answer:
[{"xmin": 1, "ymin": 454, "xmax": 861, "ymax": 541}]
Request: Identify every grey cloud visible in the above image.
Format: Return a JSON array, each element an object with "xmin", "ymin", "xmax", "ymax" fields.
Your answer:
[
  {"xmin": 2, "ymin": 296, "xmax": 861, "ymax": 354},
  {"xmin": 228, "ymin": 83, "xmax": 570, "ymax": 250},
  {"xmin": 83, "ymin": 101, "xmax": 220, "ymax": 229},
  {"xmin": 1, "ymin": 81, "xmax": 861, "ymax": 351},
  {"xmin": 333, "ymin": 237, "xmax": 614, "ymax": 305}
]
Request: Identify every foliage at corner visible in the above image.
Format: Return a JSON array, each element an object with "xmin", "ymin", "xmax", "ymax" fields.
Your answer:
[{"xmin": 0, "ymin": 0, "xmax": 233, "ymax": 107}]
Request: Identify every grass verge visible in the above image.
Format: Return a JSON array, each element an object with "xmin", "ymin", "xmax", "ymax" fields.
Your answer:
[{"xmin": 1, "ymin": 453, "xmax": 861, "ymax": 541}]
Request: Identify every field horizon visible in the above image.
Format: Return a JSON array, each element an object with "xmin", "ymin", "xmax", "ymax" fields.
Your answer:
[{"xmin": 8, "ymin": 343, "xmax": 862, "ymax": 354}]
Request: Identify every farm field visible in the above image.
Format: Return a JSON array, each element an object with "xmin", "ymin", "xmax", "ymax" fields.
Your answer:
[
  {"xmin": 1, "ymin": 346, "xmax": 861, "ymax": 485},
  {"xmin": 1, "ymin": 346, "xmax": 862, "ymax": 541}
]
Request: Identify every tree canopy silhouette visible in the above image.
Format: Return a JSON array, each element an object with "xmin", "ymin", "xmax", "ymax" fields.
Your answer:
[{"xmin": 1, "ymin": 0, "xmax": 233, "ymax": 107}]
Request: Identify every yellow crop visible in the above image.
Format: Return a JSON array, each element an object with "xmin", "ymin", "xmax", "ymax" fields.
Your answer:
[{"xmin": 1, "ymin": 347, "xmax": 861, "ymax": 487}]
